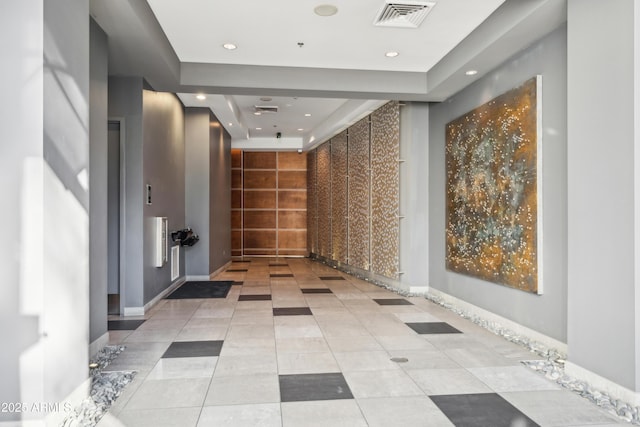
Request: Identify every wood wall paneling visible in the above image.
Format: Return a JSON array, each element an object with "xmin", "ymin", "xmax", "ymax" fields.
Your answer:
[
  {"xmin": 278, "ymin": 191, "xmax": 307, "ymax": 209},
  {"xmin": 278, "ymin": 170, "xmax": 307, "ymax": 189},
  {"xmin": 244, "ymin": 151, "xmax": 276, "ymax": 169},
  {"xmin": 231, "ymin": 190, "xmax": 242, "ymax": 209},
  {"xmin": 244, "ymin": 170, "xmax": 277, "ymax": 189},
  {"xmin": 278, "ymin": 151, "xmax": 307, "ymax": 170},
  {"xmin": 231, "ymin": 210, "xmax": 242, "ymax": 229},
  {"xmin": 371, "ymin": 101, "xmax": 400, "ymax": 279},
  {"xmin": 235, "ymin": 150, "xmax": 308, "ymax": 257},
  {"xmin": 244, "ymin": 210, "xmax": 277, "ymax": 229},
  {"xmin": 231, "ymin": 149, "xmax": 242, "ymax": 168},
  {"xmin": 244, "ymin": 190, "xmax": 277, "ymax": 209},
  {"xmin": 232, "ymin": 169, "xmax": 242, "ymax": 189},
  {"xmin": 279, "ymin": 211, "xmax": 307, "ymax": 229},
  {"xmin": 348, "ymin": 117, "xmax": 371, "ymax": 271}
]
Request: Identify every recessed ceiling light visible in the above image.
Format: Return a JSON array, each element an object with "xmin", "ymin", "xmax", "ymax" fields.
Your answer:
[
  {"xmin": 228, "ymin": 123, "xmax": 233, "ymax": 126},
  {"xmin": 260, "ymin": 97, "xmax": 272, "ymax": 102},
  {"xmin": 196, "ymin": 94, "xmax": 206, "ymax": 100},
  {"xmin": 314, "ymin": 4, "xmax": 338, "ymax": 16},
  {"xmin": 254, "ymin": 112, "xmax": 262, "ymax": 116},
  {"xmin": 256, "ymin": 127, "xmax": 262, "ymax": 130},
  {"xmin": 385, "ymin": 51, "xmax": 399, "ymax": 58},
  {"xmin": 223, "ymin": 43, "xmax": 237, "ymax": 50},
  {"xmin": 465, "ymin": 69, "xmax": 478, "ymax": 76},
  {"xmin": 298, "ymin": 128, "xmax": 304, "ymax": 131},
  {"xmin": 304, "ymin": 113, "xmax": 312, "ymax": 117}
]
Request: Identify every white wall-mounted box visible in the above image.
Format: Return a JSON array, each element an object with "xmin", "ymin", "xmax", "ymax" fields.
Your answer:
[{"xmin": 153, "ymin": 217, "xmax": 168, "ymax": 267}]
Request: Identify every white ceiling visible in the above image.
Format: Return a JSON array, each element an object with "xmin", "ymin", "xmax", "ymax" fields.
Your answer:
[
  {"xmin": 147, "ymin": 0, "xmax": 506, "ymax": 149},
  {"xmin": 92, "ymin": 0, "xmax": 565, "ymax": 150},
  {"xmin": 147, "ymin": 0, "xmax": 505, "ymax": 73}
]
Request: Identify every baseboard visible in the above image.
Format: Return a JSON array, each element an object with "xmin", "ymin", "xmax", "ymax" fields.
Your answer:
[
  {"xmin": 428, "ymin": 287, "xmax": 568, "ymax": 354},
  {"xmin": 143, "ymin": 276, "xmax": 186, "ymax": 312},
  {"xmin": 565, "ymin": 361, "xmax": 640, "ymax": 406},
  {"xmin": 123, "ymin": 306, "xmax": 144, "ymax": 316},
  {"xmin": 123, "ymin": 276, "xmax": 186, "ymax": 317},
  {"xmin": 89, "ymin": 332, "xmax": 109, "ymax": 358},
  {"xmin": 186, "ymin": 275, "xmax": 211, "ymax": 281},
  {"xmin": 210, "ymin": 260, "xmax": 232, "ymax": 278}
]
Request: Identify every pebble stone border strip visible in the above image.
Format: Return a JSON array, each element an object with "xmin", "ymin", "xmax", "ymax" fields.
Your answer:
[
  {"xmin": 310, "ymin": 255, "xmax": 640, "ymax": 425},
  {"xmin": 60, "ymin": 345, "xmax": 136, "ymax": 427}
]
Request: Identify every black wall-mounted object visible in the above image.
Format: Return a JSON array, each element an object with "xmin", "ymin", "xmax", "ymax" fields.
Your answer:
[{"xmin": 171, "ymin": 227, "xmax": 200, "ymax": 247}]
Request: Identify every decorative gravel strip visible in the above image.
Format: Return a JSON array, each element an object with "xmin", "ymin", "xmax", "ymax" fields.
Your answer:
[
  {"xmin": 309, "ymin": 255, "xmax": 640, "ymax": 425},
  {"xmin": 61, "ymin": 346, "xmax": 136, "ymax": 427},
  {"xmin": 523, "ymin": 359, "xmax": 640, "ymax": 425}
]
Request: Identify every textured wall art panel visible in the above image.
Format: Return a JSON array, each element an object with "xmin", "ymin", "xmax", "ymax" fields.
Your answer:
[
  {"xmin": 317, "ymin": 143, "xmax": 332, "ymax": 258},
  {"xmin": 446, "ymin": 76, "xmax": 541, "ymax": 293},
  {"xmin": 348, "ymin": 117, "xmax": 371, "ymax": 271},
  {"xmin": 371, "ymin": 101, "xmax": 400, "ymax": 279},
  {"xmin": 331, "ymin": 131, "xmax": 349, "ymax": 264},
  {"xmin": 307, "ymin": 150, "xmax": 318, "ymax": 254}
]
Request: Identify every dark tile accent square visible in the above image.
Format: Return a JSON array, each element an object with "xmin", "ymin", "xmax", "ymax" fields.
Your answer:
[
  {"xmin": 232, "ymin": 260, "xmax": 251, "ymax": 263},
  {"xmin": 373, "ymin": 298, "xmax": 414, "ymax": 306},
  {"xmin": 301, "ymin": 288, "xmax": 333, "ymax": 294},
  {"xmin": 108, "ymin": 320, "xmax": 146, "ymax": 331},
  {"xmin": 280, "ymin": 373, "xmax": 353, "ymax": 402},
  {"xmin": 273, "ymin": 307, "xmax": 313, "ymax": 316},
  {"xmin": 406, "ymin": 322, "xmax": 462, "ymax": 334},
  {"xmin": 238, "ymin": 294, "xmax": 272, "ymax": 301},
  {"xmin": 161, "ymin": 340, "xmax": 223, "ymax": 358},
  {"xmin": 430, "ymin": 393, "xmax": 539, "ymax": 427},
  {"xmin": 270, "ymin": 273, "xmax": 294, "ymax": 278},
  {"xmin": 233, "ymin": 281, "xmax": 244, "ymax": 286},
  {"xmin": 269, "ymin": 263, "xmax": 288, "ymax": 267},
  {"xmin": 319, "ymin": 276, "xmax": 346, "ymax": 281},
  {"xmin": 227, "ymin": 269, "xmax": 248, "ymax": 272}
]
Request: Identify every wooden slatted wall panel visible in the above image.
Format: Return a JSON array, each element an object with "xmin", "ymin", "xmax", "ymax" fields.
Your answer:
[
  {"xmin": 278, "ymin": 152, "xmax": 307, "ymax": 256},
  {"xmin": 231, "ymin": 149, "xmax": 243, "ymax": 257}
]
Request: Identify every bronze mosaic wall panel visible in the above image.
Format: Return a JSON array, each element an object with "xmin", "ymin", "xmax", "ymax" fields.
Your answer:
[
  {"xmin": 317, "ymin": 143, "xmax": 332, "ymax": 258},
  {"xmin": 371, "ymin": 101, "xmax": 400, "ymax": 279},
  {"xmin": 330, "ymin": 131, "xmax": 348, "ymax": 264},
  {"xmin": 307, "ymin": 150, "xmax": 318, "ymax": 254},
  {"xmin": 446, "ymin": 77, "xmax": 540, "ymax": 293},
  {"xmin": 348, "ymin": 117, "xmax": 371, "ymax": 271}
]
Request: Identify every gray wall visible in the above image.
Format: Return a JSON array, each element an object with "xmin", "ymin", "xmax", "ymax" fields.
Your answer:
[
  {"xmin": 89, "ymin": 17, "xmax": 108, "ymax": 345},
  {"xmin": 109, "ymin": 77, "xmax": 145, "ymax": 308},
  {"xmin": 209, "ymin": 113, "xmax": 232, "ymax": 272},
  {"xmin": 184, "ymin": 108, "xmax": 232, "ymax": 276},
  {"xmin": 185, "ymin": 108, "xmax": 211, "ymax": 276},
  {"xmin": 429, "ymin": 25, "xmax": 568, "ymax": 342},
  {"xmin": 399, "ymin": 102, "xmax": 430, "ymax": 288},
  {"xmin": 567, "ymin": 0, "xmax": 639, "ymax": 391},
  {"xmin": 142, "ymin": 89, "xmax": 186, "ymax": 304}
]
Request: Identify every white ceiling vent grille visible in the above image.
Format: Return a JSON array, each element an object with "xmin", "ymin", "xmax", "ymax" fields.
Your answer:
[
  {"xmin": 254, "ymin": 105, "xmax": 278, "ymax": 114},
  {"xmin": 374, "ymin": 1, "xmax": 436, "ymax": 28}
]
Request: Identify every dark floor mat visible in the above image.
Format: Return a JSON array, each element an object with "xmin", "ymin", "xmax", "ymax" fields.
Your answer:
[{"xmin": 166, "ymin": 281, "xmax": 233, "ymax": 299}]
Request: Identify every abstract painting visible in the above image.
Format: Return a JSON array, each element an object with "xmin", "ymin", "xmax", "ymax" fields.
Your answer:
[{"xmin": 445, "ymin": 76, "xmax": 542, "ymax": 293}]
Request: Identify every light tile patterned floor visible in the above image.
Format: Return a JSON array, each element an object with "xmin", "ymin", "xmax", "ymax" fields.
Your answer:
[{"xmin": 98, "ymin": 258, "xmax": 625, "ymax": 427}]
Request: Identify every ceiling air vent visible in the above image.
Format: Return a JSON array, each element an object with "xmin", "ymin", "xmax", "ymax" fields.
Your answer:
[
  {"xmin": 254, "ymin": 105, "xmax": 278, "ymax": 114},
  {"xmin": 374, "ymin": 1, "xmax": 436, "ymax": 28}
]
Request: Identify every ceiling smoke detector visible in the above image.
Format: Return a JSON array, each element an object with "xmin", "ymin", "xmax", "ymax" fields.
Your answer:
[
  {"xmin": 374, "ymin": 1, "xmax": 436, "ymax": 28},
  {"xmin": 254, "ymin": 105, "xmax": 279, "ymax": 114}
]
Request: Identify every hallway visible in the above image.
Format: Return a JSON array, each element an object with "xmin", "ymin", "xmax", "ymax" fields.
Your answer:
[{"xmin": 99, "ymin": 258, "xmax": 623, "ymax": 426}]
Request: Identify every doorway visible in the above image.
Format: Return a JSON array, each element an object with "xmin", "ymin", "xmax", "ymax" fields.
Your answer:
[{"xmin": 107, "ymin": 120, "xmax": 121, "ymax": 314}]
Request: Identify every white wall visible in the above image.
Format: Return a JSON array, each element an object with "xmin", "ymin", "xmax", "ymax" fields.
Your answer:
[
  {"xmin": 429, "ymin": 25, "xmax": 568, "ymax": 342},
  {"xmin": 567, "ymin": 0, "xmax": 639, "ymax": 392}
]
